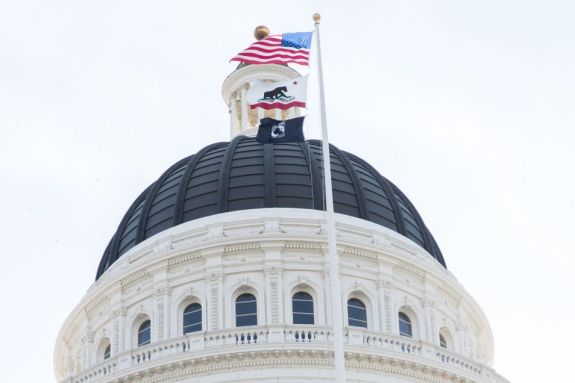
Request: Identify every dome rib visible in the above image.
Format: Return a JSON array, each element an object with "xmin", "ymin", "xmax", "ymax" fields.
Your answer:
[
  {"xmin": 104, "ymin": 185, "xmax": 152, "ymax": 275},
  {"xmin": 299, "ymin": 141, "xmax": 324, "ymax": 210},
  {"xmin": 135, "ymin": 157, "xmax": 191, "ymax": 243},
  {"xmin": 345, "ymin": 152, "xmax": 406, "ymax": 235},
  {"xmin": 217, "ymin": 135, "xmax": 245, "ymax": 213},
  {"xmin": 390, "ymin": 183, "xmax": 445, "ymax": 266},
  {"xmin": 263, "ymin": 143, "xmax": 276, "ymax": 207},
  {"xmin": 96, "ymin": 137, "xmax": 446, "ymax": 280},
  {"xmin": 173, "ymin": 142, "xmax": 228, "ymax": 226},
  {"xmin": 329, "ymin": 144, "xmax": 370, "ymax": 221}
]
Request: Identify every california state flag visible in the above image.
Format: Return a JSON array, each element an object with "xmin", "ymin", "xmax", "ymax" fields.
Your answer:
[{"xmin": 247, "ymin": 76, "xmax": 307, "ymax": 110}]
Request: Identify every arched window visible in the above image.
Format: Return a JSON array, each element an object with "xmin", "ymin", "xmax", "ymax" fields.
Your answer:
[
  {"xmin": 183, "ymin": 303, "xmax": 202, "ymax": 334},
  {"xmin": 439, "ymin": 328, "xmax": 451, "ymax": 349},
  {"xmin": 398, "ymin": 312, "xmax": 412, "ymax": 337},
  {"xmin": 347, "ymin": 298, "xmax": 367, "ymax": 328},
  {"xmin": 137, "ymin": 320, "xmax": 151, "ymax": 346},
  {"xmin": 292, "ymin": 292, "xmax": 314, "ymax": 324},
  {"xmin": 236, "ymin": 293, "xmax": 257, "ymax": 327},
  {"xmin": 103, "ymin": 344, "xmax": 111, "ymax": 360},
  {"xmin": 439, "ymin": 333, "xmax": 447, "ymax": 348}
]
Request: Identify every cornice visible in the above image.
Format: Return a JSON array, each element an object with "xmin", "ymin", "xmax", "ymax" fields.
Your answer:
[
  {"xmin": 74, "ymin": 347, "xmax": 507, "ymax": 383},
  {"xmin": 167, "ymin": 252, "xmax": 202, "ymax": 267},
  {"xmin": 120, "ymin": 271, "xmax": 151, "ymax": 288}
]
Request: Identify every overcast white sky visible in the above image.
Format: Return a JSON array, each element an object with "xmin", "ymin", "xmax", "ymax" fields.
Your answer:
[{"xmin": 1, "ymin": 1, "xmax": 574, "ymax": 382}]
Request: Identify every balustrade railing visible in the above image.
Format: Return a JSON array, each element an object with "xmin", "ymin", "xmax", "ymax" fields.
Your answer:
[
  {"xmin": 71, "ymin": 360, "xmax": 117, "ymax": 383},
  {"xmin": 67, "ymin": 325, "xmax": 507, "ymax": 383},
  {"xmin": 284, "ymin": 326, "xmax": 332, "ymax": 343}
]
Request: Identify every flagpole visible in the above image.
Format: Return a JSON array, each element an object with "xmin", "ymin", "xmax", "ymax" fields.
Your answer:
[{"xmin": 313, "ymin": 13, "xmax": 346, "ymax": 383}]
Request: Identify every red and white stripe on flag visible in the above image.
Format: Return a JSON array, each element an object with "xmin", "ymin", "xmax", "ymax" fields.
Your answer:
[
  {"xmin": 247, "ymin": 76, "xmax": 308, "ymax": 110},
  {"xmin": 231, "ymin": 34, "xmax": 310, "ymax": 66}
]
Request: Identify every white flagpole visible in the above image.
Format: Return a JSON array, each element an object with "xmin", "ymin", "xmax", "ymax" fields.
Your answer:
[{"xmin": 313, "ymin": 13, "xmax": 346, "ymax": 383}]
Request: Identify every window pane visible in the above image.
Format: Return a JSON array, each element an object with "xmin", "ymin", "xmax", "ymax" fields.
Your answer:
[
  {"xmin": 236, "ymin": 314, "xmax": 257, "ymax": 327},
  {"xmin": 236, "ymin": 293, "xmax": 256, "ymax": 302},
  {"xmin": 292, "ymin": 291, "xmax": 314, "ymax": 325},
  {"xmin": 293, "ymin": 292, "xmax": 312, "ymax": 300},
  {"xmin": 236, "ymin": 294, "xmax": 257, "ymax": 327},
  {"xmin": 103, "ymin": 344, "xmax": 111, "ymax": 360},
  {"xmin": 183, "ymin": 303, "xmax": 202, "ymax": 334},
  {"xmin": 440, "ymin": 334, "xmax": 447, "ymax": 348},
  {"xmin": 293, "ymin": 313, "xmax": 314, "ymax": 325},
  {"xmin": 398, "ymin": 312, "xmax": 412, "ymax": 337},
  {"xmin": 236, "ymin": 301, "xmax": 257, "ymax": 315},
  {"xmin": 137, "ymin": 320, "xmax": 151, "ymax": 346},
  {"xmin": 348, "ymin": 318, "xmax": 367, "ymax": 327},
  {"xmin": 293, "ymin": 300, "xmax": 313, "ymax": 313},
  {"xmin": 347, "ymin": 298, "xmax": 367, "ymax": 328}
]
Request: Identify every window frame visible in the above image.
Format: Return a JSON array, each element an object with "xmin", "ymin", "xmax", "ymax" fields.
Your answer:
[
  {"xmin": 235, "ymin": 292, "xmax": 258, "ymax": 327},
  {"xmin": 137, "ymin": 319, "xmax": 151, "ymax": 347},
  {"xmin": 398, "ymin": 311, "xmax": 413, "ymax": 337},
  {"xmin": 182, "ymin": 302, "xmax": 202, "ymax": 334},
  {"xmin": 347, "ymin": 297, "xmax": 368, "ymax": 328},
  {"xmin": 103, "ymin": 343, "xmax": 111, "ymax": 360},
  {"xmin": 292, "ymin": 291, "xmax": 315, "ymax": 325}
]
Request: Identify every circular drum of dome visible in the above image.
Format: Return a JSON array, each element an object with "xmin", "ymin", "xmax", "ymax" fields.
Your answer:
[{"xmin": 96, "ymin": 136, "xmax": 445, "ymax": 280}]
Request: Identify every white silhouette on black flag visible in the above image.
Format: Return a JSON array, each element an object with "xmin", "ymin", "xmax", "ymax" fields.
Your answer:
[{"xmin": 256, "ymin": 117, "xmax": 305, "ymax": 144}]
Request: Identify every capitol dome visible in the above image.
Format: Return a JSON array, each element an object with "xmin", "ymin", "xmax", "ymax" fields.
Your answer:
[
  {"xmin": 97, "ymin": 137, "xmax": 445, "ymax": 280},
  {"xmin": 54, "ymin": 32, "xmax": 508, "ymax": 383}
]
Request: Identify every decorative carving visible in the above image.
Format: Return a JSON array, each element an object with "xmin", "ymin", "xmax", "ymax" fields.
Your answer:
[
  {"xmin": 112, "ymin": 317, "xmax": 120, "ymax": 352},
  {"xmin": 225, "ymin": 243, "xmax": 260, "ymax": 253},
  {"xmin": 270, "ymin": 279, "xmax": 279, "ymax": 324},
  {"xmin": 157, "ymin": 298, "xmax": 165, "ymax": 340},
  {"xmin": 153, "ymin": 239, "xmax": 173, "ymax": 256},
  {"xmin": 204, "ymin": 225, "xmax": 226, "ymax": 241},
  {"xmin": 384, "ymin": 293, "xmax": 392, "ymax": 333},
  {"xmin": 168, "ymin": 252, "xmax": 202, "ymax": 266},
  {"xmin": 429, "ymin": 310, "xmax": 437, "ymax": 343},
  {"xmin": 372, "ymin": 234, "xmax": 390, "ymax": 248},
  {"xmin": 284, "ymin": 242, "xmax": 321, "ymax": 250},
  {"xmin": 120, "ymin": 271, "xmax": 150, "ymax": 287},
  {"xmin": 232, "ymin": 277, "xmax": 251, "ymax": 291},
  {"xmin": 259, "ymin": 219, "xmax": 284, "ymax": 234},
  {"xmin": 210, "ymin": 285, "xmax": 219, "ymax": 330},
  {"xmin": 209, "ymin": 273, "xmax": 221, "ymax": 282}
]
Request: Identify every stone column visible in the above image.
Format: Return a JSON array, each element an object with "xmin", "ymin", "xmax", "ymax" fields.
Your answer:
[
  {"xmin": 261, "ymin": 237, "xmax": 285, "ymax": 341},
  {"xmin": 230, "ymin": 93, "xmax": 238, "ymax": 137},
  {"xmin": 207, "ymin": 272, "xmax": 223, "ymax": 331},
  {"xmin": 422, "ymin": 295, "xmax": 437, "ymax": 344},
  {"xmin": 83, "ymin": 328, "xmax": 93, "ymax": 368},
  {"xmin": 241, "ymin": 86, "xmax": 248, "ymax": 131},
  {"xmin": 155, "ymin": 286, "xmax": 170, "ymax": 341},
  {"xmin": 204, "ymin": 244, "xmax": 225, "ymax": 331}
]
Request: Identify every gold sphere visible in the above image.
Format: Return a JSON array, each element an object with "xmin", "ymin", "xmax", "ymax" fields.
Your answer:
[
  {"xmin": 254, "ymin": 25, "xmax": 270, "ymax": 40},
  {"xmin": 313, "ymin": 13, "xmax": 321, "ymax": 23}
]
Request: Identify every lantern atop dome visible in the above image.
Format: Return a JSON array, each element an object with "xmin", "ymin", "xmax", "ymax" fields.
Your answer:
[{"xmin": 222, "ymin": 26, "xmax": 304, "ymax": 138}]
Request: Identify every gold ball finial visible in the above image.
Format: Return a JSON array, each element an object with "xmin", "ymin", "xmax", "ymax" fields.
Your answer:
[
  {"xmin": 254, "ymin": 25, "xmax": 270, "ymax": 40},
  {"xmin": 313, "ymin": 13, "xmax": 321, "ymax": 23}
]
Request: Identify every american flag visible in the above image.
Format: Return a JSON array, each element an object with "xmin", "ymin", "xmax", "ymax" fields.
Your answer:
[{"xmin": 231, "ymin": 32, "xmax": 313, "ymax": 66}]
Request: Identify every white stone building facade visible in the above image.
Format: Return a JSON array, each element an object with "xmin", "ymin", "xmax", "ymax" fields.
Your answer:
[{"xmin": 54, "ymin": 210, "xmax": 507, "ymax": 383}]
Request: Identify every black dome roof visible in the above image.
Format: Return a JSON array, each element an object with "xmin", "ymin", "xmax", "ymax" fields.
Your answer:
[{"xmin": 96, "ymin": 136, "xmax": 445, "ymax": 280}]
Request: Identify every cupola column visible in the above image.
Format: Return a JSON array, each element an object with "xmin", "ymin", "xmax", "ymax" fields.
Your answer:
[{"xmin": 229, "ymin": 91, "xmax": 239, "ymax": 138}]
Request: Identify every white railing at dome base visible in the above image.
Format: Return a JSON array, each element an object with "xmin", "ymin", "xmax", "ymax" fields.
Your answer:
[{"xmin": 67, "ymin": 325, "xmax": 507, "ymax": 383}]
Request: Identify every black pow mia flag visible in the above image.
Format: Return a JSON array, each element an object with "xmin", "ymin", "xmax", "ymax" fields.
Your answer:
[{"xmin": 256, "ymin": 116, "xmax": 305, "ymax": 144}]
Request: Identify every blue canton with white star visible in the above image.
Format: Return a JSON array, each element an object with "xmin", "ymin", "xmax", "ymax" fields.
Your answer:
[{"xmin": 281, "ymin": 32, "xmax": 312, "ymax": 49}]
